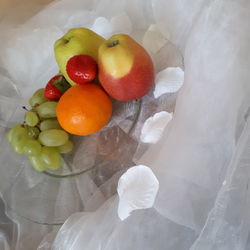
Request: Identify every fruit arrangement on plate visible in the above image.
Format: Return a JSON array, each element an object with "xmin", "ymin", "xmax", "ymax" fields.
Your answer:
[{"xmin": 7, "ymin": 27, "xmax": 154, "ymax": 172}]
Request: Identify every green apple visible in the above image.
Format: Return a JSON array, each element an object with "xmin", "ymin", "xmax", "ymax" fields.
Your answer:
[{"xmin": 54, "ymin": 28, "xmax": 105, "ymax": 86}]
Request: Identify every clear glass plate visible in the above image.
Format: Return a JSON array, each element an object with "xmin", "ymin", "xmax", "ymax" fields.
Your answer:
[
  {"xmin": 0, "ymin": 36, "xmax": 183, "ymax": 225},
  {"xmin": 2, "ymin": 98, "xmax": 142, "ymax": 225}
]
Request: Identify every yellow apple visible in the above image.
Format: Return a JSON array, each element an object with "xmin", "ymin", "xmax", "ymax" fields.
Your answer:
[
  {"xmin": 54, "ymin": 28, "xmax": 105, "ymax": 86},
  {"xmin": 98, "ymin": 34, "xmax": 154, "ymax": 101}
]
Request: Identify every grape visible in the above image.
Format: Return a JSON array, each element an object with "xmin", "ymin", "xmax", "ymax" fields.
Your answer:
[
  {"xmin": 29, "ymin": 147, "xmax": 61, "ymax": 171},
  {"xmin": 10, "ymin": 126, "xmax": 29, "ymax": 154},
  {"xmin": 38, "ymin": 129, "xmax": 68, "ymax": 147},
  {"xmin": 7, "ymin": 124, "xmax": 22, "ymax": 143},
  {"xmin": 12, "ymin": 138, "xmax": 27, "ymax": 154},
  {"xmin": 29, "ymin": 155, "xmax": 46, "ymax": 172},
  {"xmin": 12, "ymin": 135, "xmax": 28, "ymax": 154},
  {"xmin": 29, "ymin": 88, "xmax": 47, "ymax": 107},
  {"xmin": 41, "ymin": 147, "xmax": 61, "ymax": 170},
  {"xmin": 23, "ymin": 139, "xmax": 42, "ymax": 156},
  {"xmin": 39, "ymin": 119, "xmax": 61, "ymax": 131},
  {"xmin": 25, "ymin": 111, "xmax": 39, "ymax": 127},
  {"xmin": 27, "ymin": 126, "xmax": 40, "ymax": 139},
  {"xmin": 58, "ymin": 140, "xmax": 74, "ymax": 154},
  {"xmin": 11, "ymin": 125, "xmax": 27, "ymax": 141},
  {"xmin": 36, "ymin": 101, "xmax": 57, "ymax": 119}
]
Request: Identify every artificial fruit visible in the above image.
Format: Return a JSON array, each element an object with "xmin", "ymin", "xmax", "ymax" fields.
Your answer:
[
  {"xmin": 98, "ymin": 34, "xmax": 154, "ymax": 101},
  {"xmin": 54, "ymin": 28, "xmax": 105, "ymax": 86},
  {"xmin": 66, "ymin": 55, "xmax": 97, "ymax": 85},
  {"xmin": 44, "ymin": 75, "xmax": 70, "ymax": 101}
]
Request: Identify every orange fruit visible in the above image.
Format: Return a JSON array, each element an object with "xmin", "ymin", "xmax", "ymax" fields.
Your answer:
[{"xmin": 56, "ymin": 83, "xmax": 112, "ymax": 135}]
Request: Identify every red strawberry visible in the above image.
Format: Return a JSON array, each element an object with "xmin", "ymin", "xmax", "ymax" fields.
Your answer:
[
  {"xmin": 44, "ymin": 75, "xmax": 70, "ymax": 101},
  {"xmin": 66, "ymin": 55, "xmax": 97, "ymax": 85}
]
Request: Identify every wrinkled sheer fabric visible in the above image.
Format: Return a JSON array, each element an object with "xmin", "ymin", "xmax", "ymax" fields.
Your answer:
[{"xmin": 0, "ymin": 0, "xmax": 250, "ymax": 249}]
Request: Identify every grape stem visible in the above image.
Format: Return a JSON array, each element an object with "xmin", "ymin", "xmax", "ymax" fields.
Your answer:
[{"xmin": 22, "ymin": 106, "xmax": 29, "ymax": 111}]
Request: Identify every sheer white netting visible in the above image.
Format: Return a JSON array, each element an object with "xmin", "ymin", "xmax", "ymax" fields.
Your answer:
[{"xmin": 0, "ymin": 0, "xmax": 250, "ymax": 249}]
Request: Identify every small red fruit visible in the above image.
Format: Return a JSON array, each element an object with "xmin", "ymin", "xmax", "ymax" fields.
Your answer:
[
  {"xmin": 66, "ymin": 55, "xmax": 97, "ymax": 85},
  {"xmin": 44, "ymin": 75, "xmax": 70, "ymax": 101}
]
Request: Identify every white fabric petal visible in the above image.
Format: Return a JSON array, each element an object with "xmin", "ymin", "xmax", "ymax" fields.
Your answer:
[
  {"xmin": 117, "ymin": 165, "xmax": 159, "ymax": 220},
  {"xmin": 110, "ymin": 12, "xmax": 132, "ymax": 34},
  {"xmin": 140, "ymin": 111, "xmax": 173, "ymax": 144},
  {"xmin": 154, "ymin": 67, "xmax": 184, "ymax": 98},
  {"xmin": 142, "ymin": 24, "xmax": 169, "ymax": 54},
  {"xmin": 91, "ymin": 16, "xmax": 112, "ymax": 39}
]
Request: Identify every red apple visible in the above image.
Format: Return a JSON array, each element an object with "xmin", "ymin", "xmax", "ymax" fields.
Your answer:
[
  {"xmin": 66, "ymin": 54, "xmax": 97, "ymax": 85},
  {"xmin": 98, "ymin": 34, "xmax": 154, "ymax": 101}
]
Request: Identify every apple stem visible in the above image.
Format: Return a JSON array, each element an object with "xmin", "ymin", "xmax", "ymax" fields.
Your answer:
[
  {"xmin": 107, "ymin": 40, "xmax": 119, "ymax": 48},
  {"xmin": 62, "ymin": 38, "xmax": 70, "ymax": 44}
]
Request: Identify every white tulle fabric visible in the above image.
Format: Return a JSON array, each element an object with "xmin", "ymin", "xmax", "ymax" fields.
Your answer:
[{"xmin": 0, "ymin": 0, "xmax": 250, "ymax": 249}]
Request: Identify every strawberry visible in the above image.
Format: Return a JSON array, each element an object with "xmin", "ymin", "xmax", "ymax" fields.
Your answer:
[
  {"xmin": 66, "ymin": 55, "xmax": 97, "ymax": 85},
  {"xmin": 44, "ymin": 75, "xmax": 70, "ymax": 101}
]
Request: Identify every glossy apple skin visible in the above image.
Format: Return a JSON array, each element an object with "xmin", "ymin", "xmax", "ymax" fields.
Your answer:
[{"xmin": 98, "ymin": 36, "xmax": 154, "ymax": 101}]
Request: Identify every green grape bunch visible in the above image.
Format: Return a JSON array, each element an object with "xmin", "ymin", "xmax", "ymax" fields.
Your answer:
[{"xmin": 7, "ymin": 88, "xmax": 74, "ymax": 172}]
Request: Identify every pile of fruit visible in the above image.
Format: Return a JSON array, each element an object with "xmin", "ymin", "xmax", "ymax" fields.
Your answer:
[{"xmin": 7, "ymin": 27, "xmax": 154, "ymax": 172}]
